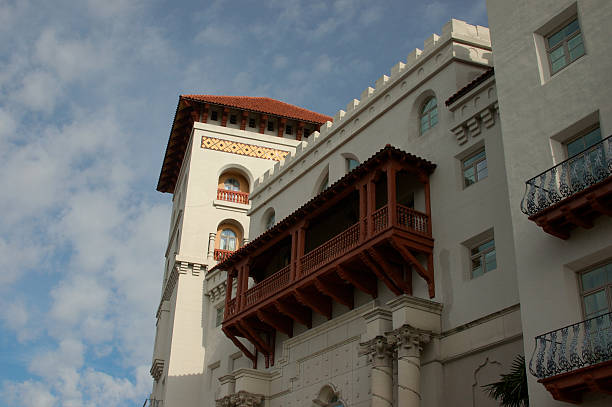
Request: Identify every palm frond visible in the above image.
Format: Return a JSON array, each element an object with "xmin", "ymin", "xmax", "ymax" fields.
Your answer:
[{"xmin": 482, "ymin": 354, "xmax": 529, "ymax": 407}]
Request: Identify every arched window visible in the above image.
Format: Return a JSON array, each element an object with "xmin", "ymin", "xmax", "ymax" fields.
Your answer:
[
  {"xmin": 420, "ymin": 97, "xmax": 438, "ymax": 134},
  {"xmin": 224, "ymin": 178, "xmax": 240, "ymax": 191},
  {"xmin": 319, "ymin": 174, "xmax": 329, "ymax": 192},
  {"xmin": 219, "ymin": 229, "xmax": 237, "ymax": 251},
  {"xmin": 346, "ymin": 158, "xmax": 359, "ymax": 172},
  {"xmin": 265, "ymin": 211, "xmax": 275, "ymax": 231}
]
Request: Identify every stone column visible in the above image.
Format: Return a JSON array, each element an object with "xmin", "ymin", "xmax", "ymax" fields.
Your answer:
[
  {"xmin": 208, "ymin": 232, "xmax": 216, "ymax": 259},
  {"xmin": 361, "ymin": 335, "xmax": 394, "ymax": 407},
  {"xmin": 388, "ymin": 325, "xmax": 431, "ymax": 407}
]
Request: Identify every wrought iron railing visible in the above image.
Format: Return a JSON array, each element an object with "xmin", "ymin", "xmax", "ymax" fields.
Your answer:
[
  {"xmin": 217, "ymin": 188, "xmax": 249, "ymax": 204},
  {"xmin": 244, "ymin": 265, "xmax": 291, "ymax": 306},
  {"xmin": 521, "ymin": 135, "xmax": 612, "ymax": 216},
  {"xmin": 214, "ymin": 248, "xmax": 235, "ymax": 262},
  {"xmin": 299, "ymin": 223, "xmax": 360, "ymax": 276},
  {"xmin": 529, "ymin": 311, "xmax": 612, "ymax": 379},
  {"xmin": 397, "ymin": 205, "xmax": 429, "ymax": 234}
]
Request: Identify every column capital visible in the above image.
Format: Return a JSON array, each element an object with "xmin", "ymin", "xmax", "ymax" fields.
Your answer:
[
  {"xmin": 359, "ymin": 335, "xmax": 394, "ymax": 367},
  {"xmin": 387, "ymin": 324, "xmax": 431, "ymax": 358},
  {"xmin": 216, "ymin": 391, "xmax": 264, "ymax": 407}
]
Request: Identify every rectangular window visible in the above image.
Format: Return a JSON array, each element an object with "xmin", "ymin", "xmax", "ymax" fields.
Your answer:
[
  {"xmin": 211, "ymin": 111, "xmax": 219, "ymax": 121},
  {"xmin": 267, "ymin": 121, "xmax": 274, "ymax": 131},
  {"xmin": 229, "ymin": 114, "xmax": 237, "ymax": 125},
  {"xmin": 303, "ymin": 128, "xmax": 311, "ymax": 138},
  {"xmin": 547, "ymin": 18, "xmax": 585, "ymax": 74},
  {"xmin": 462, "ymin": 149, "xmax": 488, "ymax": 187},
  {"xmin": 470, "ymin": 239, "xmax": 497, "ymax": 278},
  {"xmin": 215, "ymin": 306, "xmax": 225, "ymax": 327},
  {"xmin": 248, "ymin": 118, "xmax": 256, "ymax": 128},
  {"xmin": 580, "ymin": 261, "xmax": 612, "ymax": 319},
  {"xmin": 285, "ymin": 125, "xmax": 293, "ymax": 135},
  {"xmin": 565, "ymin": 126, "xmax": 604, "ymax": 187},
  {"xmin": 346, "ymin": 158, "xmax": 359, "ymax": 172}
]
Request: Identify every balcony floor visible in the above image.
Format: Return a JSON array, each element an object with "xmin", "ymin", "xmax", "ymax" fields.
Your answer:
[{"xmin": 539, "ymin": 359, "xmax": 612, "ymax": 403}]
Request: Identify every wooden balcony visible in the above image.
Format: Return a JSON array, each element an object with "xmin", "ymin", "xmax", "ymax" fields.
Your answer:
[
  {"xmin": 529, "ymin": 312, "xmax": 612, "ymax": 403},
  {"xmin": 212, "ymin": 146, "xmax": 436, "ymax": 368},
  {"xmin": 217, "ymin": 188, "xmax": 249, "ymax": 205},
  {"xmin": 520, "ymin": 135, "xmax": 612, "ymax": 239},
  {"xmin": 214, "ymin": 248, "xmax": 235, "ymax": 262}
]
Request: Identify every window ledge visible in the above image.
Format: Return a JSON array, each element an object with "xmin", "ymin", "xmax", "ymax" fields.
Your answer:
[{"xmin": 213, "ymin": 199, "xmax": 251, "ymax": 212}]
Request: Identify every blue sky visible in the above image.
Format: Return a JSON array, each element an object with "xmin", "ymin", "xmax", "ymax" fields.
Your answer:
[{"xmin": 0, "ymin": 1, "xmax": 487, "ymax": 405}]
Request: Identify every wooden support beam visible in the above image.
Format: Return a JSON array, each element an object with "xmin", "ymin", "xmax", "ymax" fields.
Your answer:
[
  {"xmin": 238, "ymin": 319, "xmax": 271, "ymax": 355},
  {"xmin": 389, "ymin": 238, "xmax": 435, "ymax": 298},
  {"xmin": 294, "ymin": 288, "xmax": 332, "ymax": 320},
  {"xmin": 561, "ymin": 207, "xmax": 594, "ymax": 229},
  {"xmin": 221, "ymin": 107, "xmax": 229, "ymax": 127},
  {"xmin": 336, "ymin": 265, "xmax": 377, "ymax": 298},
  {"xmin": 240, "ymin": 110, "xmax": 249, "ymax": 131},
  {"xmin": 277, "ymin": 118, "xmax": 286, "ymax": 138},
  {"xmin": 314, "ymin": 277, "xmax": 354, "ymax": 309},
  {"xmin": 223, "ymin": 326, "xmax": 256, "ymax": 367},
  {"xmin": 257, "ymin": 309, "xmax": 293, "ymax": 337},
  {"xmin": 587, "ymin": 194, "xmax": 612, "ymax": 216},
  {"xmin": 359, "ymin": 251, "xmax": 402, "ymax": 295},
  {"xmin": 259, "ymin": 114, "xmax": 268, "ymax": 134},
  {"xmin": 367, "ymin": 247, "xmax": 409, "ymax": 294},
  {"xmin": 274, "ymin": 299, "xmax": 312, "ymax": 328},
  {"xmin": 296, "ymin": 122, "xmax": 304, "ymax": 141}
]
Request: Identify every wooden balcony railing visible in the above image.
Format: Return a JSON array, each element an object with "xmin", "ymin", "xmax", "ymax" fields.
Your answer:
[
  {"xmin": 217, "ymin": 188, "xmax": 249, "ymax": 205},
  {"xmin": 299, "ymin": 223, "xmax": 360, "ymax": 277},
  {"xmin": 244, "ymin": 265, "xmax": 291, "ymax": 307},
  {"xmin": 226, "ymin": 205, "xmax": 431, "ymax": 320},
  {"xmin": 214, "ymin": 249, "xmax": 235, "ymax": 262}
]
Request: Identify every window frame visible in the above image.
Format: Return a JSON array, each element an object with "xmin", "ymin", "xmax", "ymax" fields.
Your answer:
[
  {"xmin": 346, "ymin": 158, "xmax": 359, "ymax": 173},
  {"xmin": 470, "ymin": 238, "xmax": 497, "ymax": 279},
  {"xmin": 578, "ymin": 260, "xmax": 612, "ymax": 319},
  {"xmin": 564, "ymin": 125, "xmax": 602, "ymax": 159},
  {"xmin": 265, "ymin": 211, "xmax": 275, "ymax": 231},
  {"xmin": 285, "ymin": 125, "xmax": 293, "ymax": 135},
  {"xmin": 224, "ymin": 178, "xmax": 241, "ymax": 191},
  {"xmin": 462, "ymin": 148, "xmax": 488, "ymax": 188},
  {"xmin": 248, "ymin": 118, "xmax": 256, "ymax": 128},
  {"xmin": 211, "ymin": 111, "xmax": 219, "ymax": 121},
  {"xmin": 545, "ymin": 16, "xmax": 585, "ymax": 75},
  {"xmin": 420, "ymin": 97, "xmax": 438, "ymax": 135},
  {"xmin": 219, "ymin": 228, "xmax": 237, "ymax": 251},
  {"xmin": 267, "ymin": 120, "xmax": 274, "ymax": 132}
]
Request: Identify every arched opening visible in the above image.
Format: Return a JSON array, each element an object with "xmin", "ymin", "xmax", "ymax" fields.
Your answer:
[
  {"xmin": 217, "ymin": 169, "xmax": 250, "ymax": 204},
  {"xmin": 420, "ymin": 96, "xmax": 438, "ymax": 134},
  {"xmin": 312, "ymin": 385, "xmax": 344, "ymax": 407},
  {"xmin": 263, "ymin": 208, "xmax": 276, "ymax": 231},
  {"xmin": 214, "ymin": 221, "xmax": 244, "ymax": 261}
]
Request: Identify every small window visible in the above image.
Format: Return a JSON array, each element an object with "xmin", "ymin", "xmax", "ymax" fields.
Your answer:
[
  {"xmin": 420, "ymin": 97, "xmax": 438, "ymax": 134},
  {"xmin": 211, "ymin": 111, "xmax": 219, "ymax": 121},
  {"xmin": 304, "ymin": 128, "xmax": 311, "ymax": 138},
  {"xmin": 220, "ymin": 229, "xmax": 237, "ymax": 251},
  {"xmin": 215, "ymin": 306, "xmax": 225, "ymax": 327},
  {"xmin": 462, "ymin": 149, "xmax": 487, "ymax": 187},
  {"xmin": 229, "ymin": 114, "xmax": 237, "ymax": 125},
  {"xmin": 267, "ymin": 121, "xmax": 274, "ymax": 131},
  {"xmin": 265, "ymin": 212, "xmax": 275, "ymax": 231},
  {"xmin": 224, "ymin": 178, "xmax": 240, "ymax": 191},
  {"xmin": 566, "ymin": 127, "xmax": 602, "ymax": 158},
  {"xmin": 248, "ymin": 118, "xmax": 256, "ymax": 128},
  {"xmin": 580, "ymin": 261, "xmax": 612, "ymax": 319},
  {"xmin": 346, "ymin": 158, "xmax": 359, "ymax": 172},
  {"xmin": 286, "ymin": 125, "xmax": 293, "ymax": 135},
  {"xmin": 547, "ymin": 18, "xmax": 585, "ymax": 75},
  {"xmin": 319, "ymin": 174, "xmax": 329, "ymax": 192},
  {"xmin": 470, "ymin": 239, "xmax": 497, "ymax": 278}
]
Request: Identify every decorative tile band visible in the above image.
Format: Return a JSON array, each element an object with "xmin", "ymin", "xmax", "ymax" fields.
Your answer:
[{"xmin": 201, "ymin": 136, "xmax": 290, "ymax": 161}]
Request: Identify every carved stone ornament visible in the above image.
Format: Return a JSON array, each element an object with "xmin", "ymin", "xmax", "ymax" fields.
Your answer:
[
  {"xmin": 359, "ymin": 335, "xmax": 394, "ymax": 366},
  {"xmin": 387, "ymin": 324, "xmax": 432, "ymax": 358},
  {"xmin": 216, "ymin": 391, "xmax": 264, "ymax": 407}
]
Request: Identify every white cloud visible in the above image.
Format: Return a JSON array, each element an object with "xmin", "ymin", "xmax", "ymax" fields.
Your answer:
[
  {"xmin": 0, "ymin": 108, "xmax": 17, "ymax": 142},
  {"xmin": 3, "ymin": 380, "xmax": 57, "ymax": 407},
  {"xmin": 49, "ymin": 276, "xmax": 110, "ymax": 326},
  {"xmin": 0, "ymin": 300, "xmax": 38, "ymax": 342},
  {"xmin": 13, "ymin": 70, "xmax": 62, "ymax": 112},
  {"xmin": 195, "ymin": 24, "xmax": 241, "ymax": 46}
]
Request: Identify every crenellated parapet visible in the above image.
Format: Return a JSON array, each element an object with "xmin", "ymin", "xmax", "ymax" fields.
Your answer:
[{"xmin": 249, "ymin": 19, "xmax": 491, "ymax": 212}]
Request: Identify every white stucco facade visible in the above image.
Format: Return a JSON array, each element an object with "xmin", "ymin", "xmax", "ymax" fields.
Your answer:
[{"xmin": 149, "ymin": 4, "xmax": 612, "ymax": 407}]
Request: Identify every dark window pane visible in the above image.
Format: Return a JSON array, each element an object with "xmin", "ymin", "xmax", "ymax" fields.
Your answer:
[
  {"xmin": 485, "ymin": 250, "xmax": 497, "ymax": 272},
  {"xmin": 582, "ymin": 266, "xmax": 607, "ymax": 291}
]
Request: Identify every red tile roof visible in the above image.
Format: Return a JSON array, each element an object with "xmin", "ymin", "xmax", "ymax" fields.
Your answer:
[
  {"xmin": 157, "ymin": 95, "xmax": 331, "ymax": 194},
  {"xmin": 445, "ymin": 68, "xmax": 494, "ymax": 106},
  {"xmin": 181, "ymin": 95, "xmax": 332, "ymax": 124}
]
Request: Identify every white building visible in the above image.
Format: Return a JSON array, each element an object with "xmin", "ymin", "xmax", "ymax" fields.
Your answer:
[{"xmin": 149, "ymin": 1, "xmax": 612, "ymax": 406}]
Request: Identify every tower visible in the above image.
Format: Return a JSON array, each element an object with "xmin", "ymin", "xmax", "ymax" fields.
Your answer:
[{"xmin": 149, "ymin": 95, "xmax": 331, "ymax": 406}]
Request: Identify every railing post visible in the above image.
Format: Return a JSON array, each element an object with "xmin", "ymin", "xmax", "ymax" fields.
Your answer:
[
  {"xmin": 290, "ymin": 229, "xmax": 297, "ymax": 281},
  {"xmin": 367, "ymin": 176, "xmax": 376, "ymax": 237},
  {"xmin": 424, "ymin": 179, "xmax": 432, "ymax": 236},
  {"xmin": 359, "ymin": 183, "xmax": 367, "ymax": 242},
  {"xmin": 224, "ymin": 269, "xmax": 234, "ymax": 316},
  {"xmin": 387, "ymin": 165, "xmax": 397, "ymax": 227}
]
